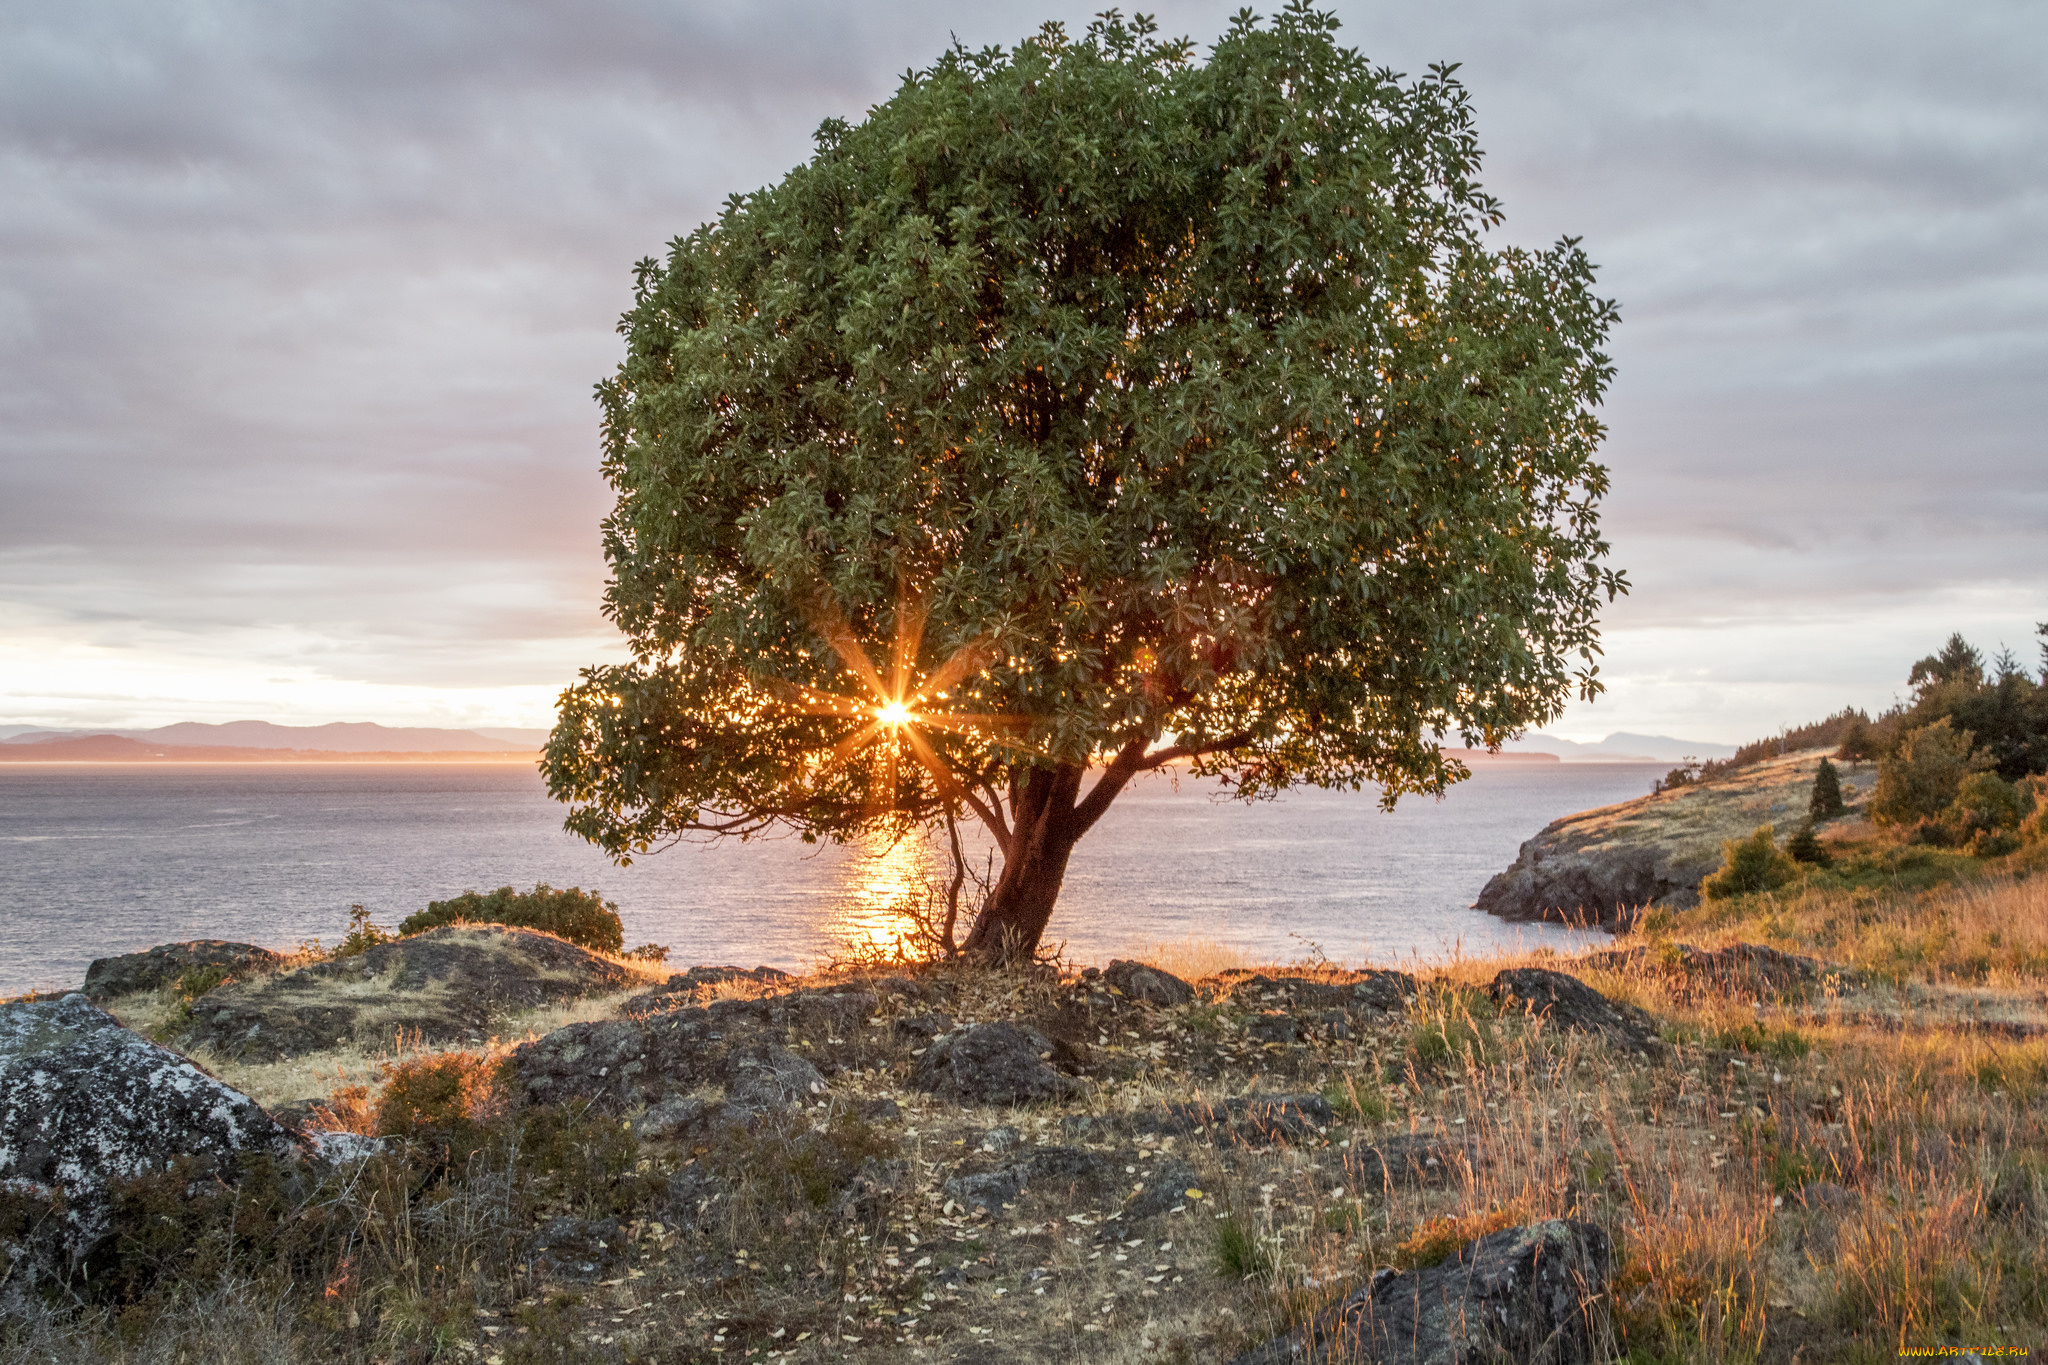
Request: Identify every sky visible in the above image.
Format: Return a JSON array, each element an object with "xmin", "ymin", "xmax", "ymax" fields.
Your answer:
[{"xmin": 2, "ymin": 0, "xmax": 2043, "ymax": 746}]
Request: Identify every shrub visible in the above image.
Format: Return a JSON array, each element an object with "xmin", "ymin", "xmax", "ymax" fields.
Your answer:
[
  {"xmin": 1786, "ymin": 823, "xmax": 1831, "ymax": 866},
  {"xmin": 1213, "ymin": 1216, "xmax": 1275, "ymax": 1279},
  {"xmin": 1946, "ymin": 772, "xmax": 2024, "ymax": 845},
  {"xmin": 373, "ymin": 1050, "xmax": 510, "ymax": 1167},
  {"xmin": 334, "ymin": 903, "xmax": 395, "ymax": 959},
  {"xmin": 399, "ymin": 882, "xmax": 624, "ymax": 954},
  {"xmin": 1869, "ymin": 719, "xmax": 1987, "ymax": 827},
  {"xmin": 1810, "ymin": 757, "xmax": 1846, "ymax": 820},
  {"xmin": 1701, "ymin": 826, "xmax": 1800, "ymax": 900},
  {"xmin": 2022, "ymin": 776, "xmax": 2048, "ymax": 845}
]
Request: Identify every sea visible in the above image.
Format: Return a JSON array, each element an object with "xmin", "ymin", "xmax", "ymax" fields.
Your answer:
[{"xmin": 0, "ymin": 761, "xmax": 1665, "ymax": 997}]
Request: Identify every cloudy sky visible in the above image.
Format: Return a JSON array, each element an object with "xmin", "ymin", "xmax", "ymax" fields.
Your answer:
[{"xmin": 2, "ymin": 0, "xmax": 2043, "ymax": 745}]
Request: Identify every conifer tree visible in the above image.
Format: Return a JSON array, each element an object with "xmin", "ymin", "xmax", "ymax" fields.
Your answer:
[{"xmin": 1809, "ymin": 757, "xmax": 1846, "ymax": 820}]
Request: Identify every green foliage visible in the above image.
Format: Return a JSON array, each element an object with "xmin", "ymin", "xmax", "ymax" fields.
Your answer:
[
  {"xmin": 542, "ymin": 5, "xmax": 1625, "ymax": 949},
  {"xmin": 1786, "ymin": 823, "xmax": 1831, "ymax": 867},
  {"xmin": 1701, "ymin": 826, "xmax": 1800, "ymax": 900},
  {"xmin": 1869, "ymin": 719, "xmax": 1989, "ymax": 827},
  {"xmin": 335, "ymin": 903, "xmax": 395, "ymax": 958},
  {"xmin": 400, "ymin": 883, "xmax": 625, "ymax": 955},
  {"xmin": 2022, "ymin": 776, "xmax": 2048, "ymax": 846},
  {"xmin": 1322, "ymin": 1074, "xmax": 1391, "ymax": 1123},
  {"xmin": 1945, "ymin": 771, "xmax": 2024, "ymax": 847},
  {"xmin": 1212, "ymin": 1216, "xmax": 1274, "ymax": 1279},
  {"xmin": 1835, "ymin": 714, "xmax": 1887, "ymax": 763},
  {"xmin": 1809, "ymin": 757, "xmax": 1846, "ymax": 820},
  {"xmin": 373, "ymin": 1051, "xmax": 510, "ymax": 1168},
  {"xmin": 1711, "ymin": 1021, "xmax": 1814, "ymax": 1060}
]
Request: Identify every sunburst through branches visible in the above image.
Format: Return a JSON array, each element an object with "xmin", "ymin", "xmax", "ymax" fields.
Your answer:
[{"xmin": 763, "ymin": 588, "xmax": 1030, "ymax": 829}]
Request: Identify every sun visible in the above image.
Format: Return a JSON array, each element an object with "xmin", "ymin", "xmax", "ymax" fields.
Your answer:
[{"xmin": 763, "ymin": 585, "xmax": 1032, "ymax": 829}]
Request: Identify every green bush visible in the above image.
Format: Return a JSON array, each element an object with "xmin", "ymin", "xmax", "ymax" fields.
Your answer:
[
  {"xmin": 1809, "ymin": 757, "xmax": 1846, "ymax": 820},
  {"xmin": 1946, "ymin": 771, "xmax": 2025, "ymax": 843},
  {"xmin": 1701, "ymin": 825, "xmax": 1800, "ymax": 900},
  {"xmin": 1786, "ymin": 823, "xmax": 1831, "ymax": 866},
  {"xmin": 334, "ymin": 903, "xmax": 395, "ymax": 958},
  {"xmin": 1868, "ymin": 719, "xmax": 1987, "ymax": 827},
  {"xmin": 399, "ymin": 882, "xmax": 625, "ymax": 954}
]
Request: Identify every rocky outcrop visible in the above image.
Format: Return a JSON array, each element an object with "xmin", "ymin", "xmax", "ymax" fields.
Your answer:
[
  {"xmin": 1222, "ymin": 971, "xmax": 1418, "ymax": 1015},
  {"xmin": 913, "ymin": 1022, "xmax": 1081, "ymax": 1105},
  {"xmin": 181, "ymin": 926, "xmax": 632, "ymax": 1061},
  {"xmin": 622, "ymin": 964, "xmax": 794, "ymax": 1017},
  {"xmin": 82, "ymin": 940, "xmax": 282, "ymax": 1002},
  {"xmin": 1488, "ymin": 969, "xmax": 1662, "ymax": 1055},
  {"xmin": 1579, "ymin": 942, "xmax": 1836, "ymax": 1002},
  {"xmin": 1228, "ymin": 1219, "xmax": 1613, "ymax": 1365},
  {"xmin": 942, "ymin": 1144, "xmax": 1114, "ymax": 1213},
  {"xmin": 1476, "ymin": 750, "xmax": 1868, "ymax": 930},
  {"xmin": 1102, "ymin": 960, "xmax": 1195, "ymax": 1007},
  {"xmin": 0, "ymin": 995, "xmax": 302, "ymax": 1289}
]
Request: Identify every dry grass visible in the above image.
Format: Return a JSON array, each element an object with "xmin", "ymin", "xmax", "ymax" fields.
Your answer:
[{"xmin": 16, "ymin": 861, "xmax": 2048, "ymax": 1364}]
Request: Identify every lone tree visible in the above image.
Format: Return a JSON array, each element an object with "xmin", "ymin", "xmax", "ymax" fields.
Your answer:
[{"xmin": 544, "ymin": 6, "xmax": 1625, "ymax": 964}]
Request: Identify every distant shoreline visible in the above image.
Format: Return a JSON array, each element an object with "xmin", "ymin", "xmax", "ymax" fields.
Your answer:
[{"xmin": 0, "ymin": 749, "xmax": 538, "ymax": 765}]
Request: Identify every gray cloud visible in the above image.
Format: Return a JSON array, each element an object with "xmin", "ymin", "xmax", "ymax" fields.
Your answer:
[{"xmin": 0, "ymin": 0, "xmax": 2043, "ymax": 736}]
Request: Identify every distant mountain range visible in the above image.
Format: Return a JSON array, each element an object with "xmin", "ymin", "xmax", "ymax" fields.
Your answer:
[
  {"xmin": 1506, "ymin": 732, "xmax": 1737, "ymax": 762},
  {"xmin": 0, "ymin": 719, "xmax": 1732, "ymax": 765},
  {"xmin": 0, "ymin": 720, "xmax": 548, "ymax": 754}
]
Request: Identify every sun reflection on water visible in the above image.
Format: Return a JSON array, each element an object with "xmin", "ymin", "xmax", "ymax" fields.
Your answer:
[{"xmin": 828, "ymin": 831, "xmax": 948, "ymax": 959}]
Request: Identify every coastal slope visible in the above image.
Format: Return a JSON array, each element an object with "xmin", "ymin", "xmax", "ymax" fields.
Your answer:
[{"xmin": 1475, "ymin": 749, "xmax": 1868, "ymax": 929}]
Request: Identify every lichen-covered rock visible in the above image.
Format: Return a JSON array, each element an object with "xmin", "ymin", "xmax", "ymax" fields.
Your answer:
[
  {"xmin": 942, "ymin": 1145, "xmax": 1113, "ymax": 1213},
  {"xmin": 182, "ymin": 926, "xmax": 632, "ymax": 1061},
  {"xmin": 1475, "ymin": 751, "xmax": 1868, "ymax": 930},
  {"xmin": 725, "ymin": 1044, "xmax": 828, "ymax": 1113},
  {"xmin": 1228, "ymin": 1219, "xmax": 1613, "ymax": 1365},
  {"xmin": 508, "ymin": 984, "xmax": 882, "ymax": 1115},
  {"xmin": 913, "ymin": 1022, "xmax": 1080, "ymax": 1105},
  {"xmin": 1102, "ymin": 960, "xmax": 1195, "ymax": 1007},
  {"xmin": 1224, "ymin": 971, "xmax": 1417, "ymax": 1015},
  {"xmin": 82, "ymin": 940, "xmax": 282, "ymax": 1002},
  {"xmin": 0, "ymin": 994, "xmax": 301, "ymax": 1285},
  {"xmin": 1488, "ymin": 969, "xmax": 1662, "ymax": 1054}
]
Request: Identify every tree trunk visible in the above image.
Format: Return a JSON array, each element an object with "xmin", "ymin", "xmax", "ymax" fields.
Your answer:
[{"xmin": 960, "ymin": 764, "xmax": 1089, "ymax": 965}]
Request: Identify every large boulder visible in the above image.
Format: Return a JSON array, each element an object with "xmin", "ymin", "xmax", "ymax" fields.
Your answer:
[
  {"xmin": 913, "ymin": 1022, "xmax": 1080, "ymax": 1105},
  {"xmin": 1488, "ymin": 969, "xmax": 1662, "ymax": 1055},
  {"xmin": 82, "ymin": 940, "xmax": 282, "ymax": 1002},
  {"xmin": 0, "ymin": 995, "xmax": 302, "ymax": 1288},
  {"xmin": 1228, "ymin": 1219, "xmax": 1613, "ymax": 1365},
  {"xmin": 181, "ymin": 926, "xmax": 633, "ymax": 1061}
]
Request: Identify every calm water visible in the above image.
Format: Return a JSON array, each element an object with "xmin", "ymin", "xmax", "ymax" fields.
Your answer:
[{"xmin": 0, "ymin": 761, "xmax": 1663, "ymax": 996}]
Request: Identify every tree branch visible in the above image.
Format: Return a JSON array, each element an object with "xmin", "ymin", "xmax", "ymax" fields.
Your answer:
[{"xmin": 1134, "ymin": 732, "xmax": 1253, "ymax": 771}]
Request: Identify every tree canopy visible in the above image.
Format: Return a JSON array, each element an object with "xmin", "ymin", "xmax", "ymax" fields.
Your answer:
[{"xmin": 543, "ymin": 5, "xmax": 1625, "ymax": 961}]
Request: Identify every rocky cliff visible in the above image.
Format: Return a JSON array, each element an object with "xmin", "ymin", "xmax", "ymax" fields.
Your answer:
[{"xmin": 1474, "ymin": 749, "xmax": 1869, "ymax": 930}]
